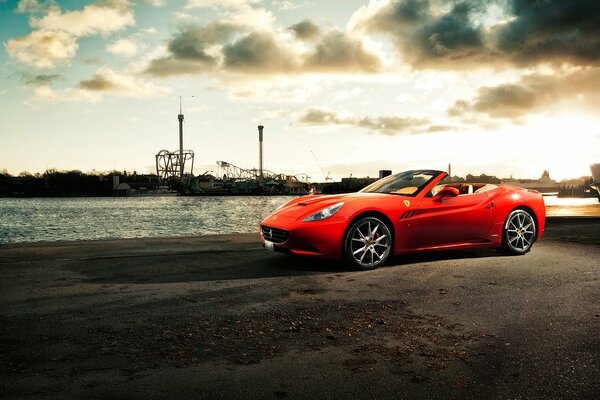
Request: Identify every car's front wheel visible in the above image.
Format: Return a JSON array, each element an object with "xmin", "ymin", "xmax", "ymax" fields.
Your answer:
[
  {"xmin": 344, "ymin": 216, "xmax": 392, "ymax": 270},
  {"xmin": 502, "ymin": 209, "xmax": 537, "ymax": 255}
]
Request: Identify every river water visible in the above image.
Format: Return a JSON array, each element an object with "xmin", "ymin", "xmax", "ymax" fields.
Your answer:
[
  {"xmin": 0, "ymin": 196, "xmax": 295, "ymax": 244},
  {"xmin": 0, "ymin": 195, "xmax": 597, "ymax": 244}
]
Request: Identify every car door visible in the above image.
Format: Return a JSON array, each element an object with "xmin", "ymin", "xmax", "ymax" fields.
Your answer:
[{"xmin": 418, "ymin": 192, "xmax": 495, "ymax": 247}]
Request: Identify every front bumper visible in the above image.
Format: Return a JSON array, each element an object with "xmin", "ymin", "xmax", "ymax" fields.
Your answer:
[{"xmin": 259, "ymin": 215, "xmax": 347, "ymax": 259}]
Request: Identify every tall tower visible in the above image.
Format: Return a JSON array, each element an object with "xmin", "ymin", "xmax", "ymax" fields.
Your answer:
[
  {"xmin": 178, "ymin": 97, "xmax": 184, "ymax": 179},
  {"xmin": 258, "ymin": 125, "xmax": 264, "ymax": 182}
]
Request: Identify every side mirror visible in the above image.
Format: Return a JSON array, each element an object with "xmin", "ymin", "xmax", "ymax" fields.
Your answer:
[{"xmin": 433, "ymin": 187, "xmax": 459, "ymax": 202}]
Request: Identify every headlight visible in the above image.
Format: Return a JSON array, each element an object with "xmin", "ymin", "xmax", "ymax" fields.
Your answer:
[{"xmin": 303, "ymin": 202, "xmax": 344, "ymax": 222}]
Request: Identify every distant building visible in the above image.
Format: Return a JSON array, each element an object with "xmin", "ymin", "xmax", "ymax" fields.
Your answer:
[
  {"xmin": 501, "ymin": 170, "xmax": 559, "ymax": 193},
  {"xmin": 465, "ymin": 174, "xmax": 501, "ymax": 184},
  {"xmin": 111, "ymin": 172, "xmax": 160, "ymax": 194},
  {"xmin": 115, "ymin": 183, "xmax": 131, "ymax": 196}
]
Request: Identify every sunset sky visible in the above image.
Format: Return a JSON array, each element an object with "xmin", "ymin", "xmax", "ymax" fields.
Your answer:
[{"xmin": 1, "ymin": 0, "xmax": 599, "ymax": 181}]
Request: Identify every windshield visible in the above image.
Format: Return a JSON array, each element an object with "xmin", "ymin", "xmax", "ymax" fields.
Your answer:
[{"xmin": 360, "ymin": 170, "xmax": 440, "ymax": 196}]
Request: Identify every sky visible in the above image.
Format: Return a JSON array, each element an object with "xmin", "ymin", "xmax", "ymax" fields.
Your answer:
[{"xmin": 0, "ymin": 0, "xmax": 599, "ymax": 181}]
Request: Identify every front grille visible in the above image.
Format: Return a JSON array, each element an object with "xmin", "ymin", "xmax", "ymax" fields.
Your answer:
[{"xmin": 261, "ymin": 225, "xmax": 290, "ymax": 243}]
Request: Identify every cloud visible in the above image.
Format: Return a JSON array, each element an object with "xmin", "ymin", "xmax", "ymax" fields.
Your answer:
[
  {"xmin": 173, "ymin": 11, "xmax": 196, "ymax": 20},
  {"xmin": 493, "ymin": 0, "xmax": 600, "ymax": 66},
  {"xmin": 185, "ymin": 0, "xmax": 262, "ymax": 10},
  {"xmin": 222, "ymin": 31, "xmax": 298, "ymax": 73},
  {"xmin": 106, "ymin": 38, "xmax": 138, "ymax": 56},
  {"xmin": 289, "ymin": 19, "xmax": 320, "ymax": 40},
  {"xmin": 144, "ymin": 0, "xmax": 164, "ymax": 6},
  {"xmin": 28, "ymin": 85, "xmax": 101, "ymax": 104},
  {"xmin": 300, "ymin": 108, "xmax": 342, "ymax": 124},
  {"xmin": 19, "ymin": 72, "xmax": 61, "ymax": 86},
  {"xmin": 6, "ymin": 0, "xmax": 134, "ymax": 68},
  {"xmin": 79, "ymin": 75, "xmax": 117, "ymax": 91},
  {"xmin": 278, "ymin": 1, "xmax": 299, "ymax": 11},
  {"xmin": 5, "ymin": 30, "xmax": 78, "ymax": 68},
  {"xmin": 299, "ymin": 107, "xmax": 439, "ymax": 135},
  {"xmin": 16, "ymin": 0, "xmax": 57, "ymax": 14},
  {"xmin": 30, "ymin": 0, "xmax": 134, "ymax": 37},
  {"xmin": 449, "ymin": 84, "xmax": 538, "ymax": 119},
  {"xmin": 449, "ymin": 68, "xmax": 600, "ymax": 119},
  {"xmin": 305, "ymin": 30, "xmax": 383, "ymax": 72},
  {"xmin": 140, "ymin": 27, "xmax": 158, "ymax": 35},
  {"xmin": 145, "ymin": 22, "xmax": 238, "ymax": 76},
  {"xmin": 351, "ymin": 0, "xmax": 490, "ymax": 68},
  {"xmin": 26, "ymin": 67, "xmax": 168, "ymax": 105},
  {"xmin": 222, "ymin": 6, "xmax": 276, "ymax": 30},
  {"xmin": 351, "ymin": 0, "xmax": 600, "ymax": 69},
  {"xmin": 77, "ymin": 67, "xmax": 169, "ymax": 97},
  {"xmin": 218, "ymin": 75, "xmax": 324, "ymax": 103},
  {"xmin": 145, "ymin": 21, "xmax": 384, "ymax": 76}
]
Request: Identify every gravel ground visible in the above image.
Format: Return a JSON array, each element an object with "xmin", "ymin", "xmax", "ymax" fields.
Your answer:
[{"xmin": 0, "ymin": 219, "xmax": 598, "ymax": 399}]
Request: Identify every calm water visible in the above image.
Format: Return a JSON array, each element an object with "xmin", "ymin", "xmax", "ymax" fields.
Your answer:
[
  {"xmin": 0, "ymin": 195, "xmax": 597, "ymax": 244},
  {"xmin": 0, "ymin": 196, "xmax": 295, "ymax": 244}
]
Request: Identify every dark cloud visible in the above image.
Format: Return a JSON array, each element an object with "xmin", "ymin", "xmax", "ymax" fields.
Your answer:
[
  {"xmin": 145, "ymin": 22, "xmax": 238, "ymax": 76},
  {"xmin": 223, "ymin": 31, "xmax": 297, "ymax": 73},
  {"xmin": 448, "ymin": 68, "xmax": 600, "ymax": 119},
  {"xmin": 78, "ymin": 74, "xmax": 116, "ymax": 91},
  {"xmin": 145, "ymin": 21, "xmax": 384, "ymax": 76},
  {"xmin": 494, "ymin": 0, "xmax": 600, "ymax": 66},
  {"xmin": 355, "ymin": 0, "xmax": 600, "ymax": 68},
  {"xmin": 289, "ymin": 19, "xmax": 320, "ymax": 40},
  {"xmin": 300, "ymin": 107, "xmax": 440, "ymax": 135},
  {"xmin": 449, "ymin": 84, "xmax": 538, "ymax": 118},
  {"xmin": 306, "ymin": 30, "xmax": 382, "ymax": 72},
  {"xmin": 412, "ymin": 2, "xmax": 485, "ymax": 61},
  {"xmin": 19, "ymin": 72, "xmax": 61, "ymax": 86},
  {"xmin": 168, "ymin": 22, "xmax": 237, "ymax": 60},
  {"xmin": 366, "ymin": 0, "xmax": 430, "ymax": 32},
  {"xmin": 356, "ymin": 0, "xmax": 490, "ymax": 67}
]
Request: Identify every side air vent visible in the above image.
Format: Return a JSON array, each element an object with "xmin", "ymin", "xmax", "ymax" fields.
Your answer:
[{"xmin": 400, "ymin": 210, "xmax": 420, "ymax": 220}]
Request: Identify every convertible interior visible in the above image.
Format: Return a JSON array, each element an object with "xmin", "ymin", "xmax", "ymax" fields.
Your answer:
[{"xmin": 431, "ymin": 183, "xmax": 498, "ymax": 196}]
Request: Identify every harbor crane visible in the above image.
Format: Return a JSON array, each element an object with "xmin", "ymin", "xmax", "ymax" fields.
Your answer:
[{"xmin": 310, "ymin": 150, "xmax": 331, "ymax": 182}]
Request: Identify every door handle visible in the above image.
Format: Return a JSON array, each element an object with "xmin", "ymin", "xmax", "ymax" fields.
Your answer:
[{"xmin": 485, "ymin": 201, "xmax": 495, "ymax": 209}]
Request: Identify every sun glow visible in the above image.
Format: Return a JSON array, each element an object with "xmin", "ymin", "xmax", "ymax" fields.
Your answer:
[{"xmin": 509, "ymin": 113, "xmax": 599, "ymax": 180}]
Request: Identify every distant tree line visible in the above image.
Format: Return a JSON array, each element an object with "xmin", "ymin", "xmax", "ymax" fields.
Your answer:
[{"xmin": 0, "ymin": 169, "xmax": 116, "ymax": 197}]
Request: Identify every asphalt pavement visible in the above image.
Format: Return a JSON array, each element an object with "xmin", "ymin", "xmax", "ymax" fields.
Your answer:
[{"xmin": 0, "ymin": 223, "xmax": 598, "ymax": 399}]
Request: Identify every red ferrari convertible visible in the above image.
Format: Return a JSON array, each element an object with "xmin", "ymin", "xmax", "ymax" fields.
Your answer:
[{"xmin": 260, "ymin": 169, "xmax": 545, "ymax": 269}]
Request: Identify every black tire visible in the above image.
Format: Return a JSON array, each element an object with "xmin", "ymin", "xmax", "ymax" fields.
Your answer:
[
  {"xmin": 501, "ymin": 209, "xmax": 536, "ymax": 255},
  {"xmin": 343, "ymin": 216, "xmax": 392, "ymax": 270}
]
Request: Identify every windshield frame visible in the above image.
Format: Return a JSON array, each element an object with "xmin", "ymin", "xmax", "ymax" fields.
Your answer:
[{"xmin": 359, "ymin": 170, "xmax": 443, "ymax": 197}]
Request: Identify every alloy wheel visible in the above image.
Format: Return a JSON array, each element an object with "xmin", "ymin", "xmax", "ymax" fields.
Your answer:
[
  {"xmin": 348, "ymin": 217, "xmax": 392, "ymax": 269},
  {"xmin": 504, "ymin": 210, "xmax": 536, "ymax": 254}
]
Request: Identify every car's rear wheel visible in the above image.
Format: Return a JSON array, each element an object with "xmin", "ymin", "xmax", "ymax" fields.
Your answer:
[
  {"xmin": 344, "ymin": 216, "xmax": 392, "ymax": 270},
  {"xmin": 502, "ymin": 209, "xmax": 536, "ymax": 255}
]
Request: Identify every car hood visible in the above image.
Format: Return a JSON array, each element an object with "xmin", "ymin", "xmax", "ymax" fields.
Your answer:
[{"xmin": 272, "ymin": 192, "xmax": 386, "ymax": 220}]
